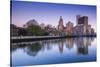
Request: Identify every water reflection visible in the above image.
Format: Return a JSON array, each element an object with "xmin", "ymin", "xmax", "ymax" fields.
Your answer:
[
  {"xmin": 65, "ymin": 38, "xmax": 74, "ymax": 49},
  {"xmin": 11, "ymin": 44, "xmax": 26, "ymax": 52},
  {"xmin": 11, "ymin": 37, "xmax": 95, "ymax": 56},
  {"xmin": 11, "ymin": 38, "xmax": 94, "ymax": 56},
  {"xmin": 24, "ymin": 43, "xmax": 42, "ymax": 56},
  {"xmin": 75, "ymin": 38, "xmax": 94, "ymax": 55},
  {"xmin": 11, "ymin": 37, "xmax": 96, "ymax": 66}
]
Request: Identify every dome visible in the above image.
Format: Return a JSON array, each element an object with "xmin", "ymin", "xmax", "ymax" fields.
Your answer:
[{"xmin": 26, "ymin": 19, "xmax": 39, "ymax": 26}]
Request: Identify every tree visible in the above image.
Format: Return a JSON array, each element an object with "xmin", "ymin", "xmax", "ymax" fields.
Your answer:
[
  {"xmin": 18, "ymin": 28, "xmax": 27, "ymax": 36},
  {"xmin": 27, "ymin": 25, "xmax": 49, "ymax": 36}
]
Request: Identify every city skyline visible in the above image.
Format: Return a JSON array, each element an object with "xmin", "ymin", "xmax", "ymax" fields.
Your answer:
[{"xmin": 11, "ymin": 1, "xmax": 96, "ymax": 32}]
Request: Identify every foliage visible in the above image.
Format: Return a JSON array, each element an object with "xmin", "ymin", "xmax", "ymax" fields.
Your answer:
[{"xmin": 27, "ymin": 25, "xmax": 49, "ymax": 36}]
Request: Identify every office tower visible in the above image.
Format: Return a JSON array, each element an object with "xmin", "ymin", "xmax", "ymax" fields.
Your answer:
[{"xmin": 58, "ymin": 16, "xmax": 64, "ymax": 32}]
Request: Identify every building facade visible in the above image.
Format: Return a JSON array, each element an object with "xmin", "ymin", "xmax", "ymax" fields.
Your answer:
[
  {"xmin": 65, "ymin": 21, "xmax": 74, "ymax": 35},
  {"xmin": 58, "ymin": 16, "xmax": 64, "ymax": 32},
  {"xmin": 74, "ymin": 15, "xmax": 94, "ymax": 35}
]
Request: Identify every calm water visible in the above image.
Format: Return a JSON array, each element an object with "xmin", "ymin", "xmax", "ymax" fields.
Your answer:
[{"xmin": 11, "ymin": 37, "xmax": 96, "ymax": 66}]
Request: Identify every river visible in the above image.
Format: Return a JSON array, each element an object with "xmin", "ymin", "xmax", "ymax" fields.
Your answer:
[{"xmin": 11, "ymin": 37, "xmax": 96, "ymax": 66}]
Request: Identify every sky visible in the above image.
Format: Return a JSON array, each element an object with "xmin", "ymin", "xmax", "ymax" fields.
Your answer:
[{"xmin": 11, "ymin": 0, "xmax": 96, "ymax": 32}]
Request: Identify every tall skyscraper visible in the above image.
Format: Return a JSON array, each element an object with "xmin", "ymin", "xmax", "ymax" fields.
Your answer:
[
  {"xmin": 82, "ymin": 16, "xmax": 88, "ymax": 25},
  {"xmin": 76, "ymin": 15, "xmax": 81, "ymax": 25},
  {"xmin": 76, "ymin": 15, "xmax": 89, "ymax": 35},
  {"xmin": 76, "ymin": 15, "xmax": 88, "ymax": 25},
  {"xmin": 58, "ymin": 16, "xmax": 64, "ymax": 31}
]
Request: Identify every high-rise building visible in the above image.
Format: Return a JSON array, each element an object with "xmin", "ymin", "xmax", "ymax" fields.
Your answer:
[
  {"xmin": 75, "ymin": 15, "xmax": 89, "ymax": 35},
  {"xmin": 76, "ymin": 15, "xmax": 81, "ymax": 25},
  {"xmin": 56, "ymin": 15, "xmax": 95, "ymax": 36},
  {"xmin": 73, "ymin": 25, "xmax": 84, "ymax": 35},
  {"xmin": 82, "ymin": 16, "xmax": 88, "ymax": 25},
  {"xmin": 58, "ymin": 16, "xmax": 64, "ymax": 32},
  {"xmin": 91, "ymin": 28, "xmax": 95, "ymax": 34},
  {"xmin": 87, "ymin": 25, "xmax": 91, "ymax": 34},
  {"xmin": 76, "ymin": 15, "xmax": 88, "ymax": 25},
  {"xmin": 65, "ymin": 21, "xmax": 74, "ymax": 35}
]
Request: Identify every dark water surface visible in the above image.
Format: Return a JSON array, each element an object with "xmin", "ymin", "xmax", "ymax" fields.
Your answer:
[{"xmin": 11, "ymin": 37, "xmax": 96, "ymax": 66}]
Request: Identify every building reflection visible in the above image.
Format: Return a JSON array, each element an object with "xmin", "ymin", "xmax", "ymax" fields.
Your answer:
[
  {"xmin": 41, "ymin": 39, "xmax": 60, "ymax": 51},
  {"xmin": 65, "ymin": 38, "xmax": 74, "ymax": 49},
  {"xmin": 11, "ymin": 37, "xmax": 94, "ymax": 56},
  {"xmin": 58, "ymin": 39, "xmax": 64, "ymax": 53},
  {"xmin": 75, "ymin": 38, "xmax": 92, "ymax": 55},
  {"xmin": 77, "ymin": 46, "xmax": 88, "ymax": 55},
  {"xmin": 57, "ymin": 37, "xmax": 93, "ymax": 54}
]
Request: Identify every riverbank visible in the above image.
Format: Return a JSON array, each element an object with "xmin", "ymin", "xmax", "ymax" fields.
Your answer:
[{"xmin": 11, "ymin": 35, "xmax": 96, "ymax": 43}]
